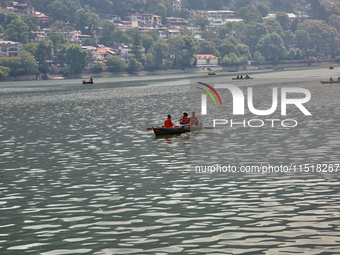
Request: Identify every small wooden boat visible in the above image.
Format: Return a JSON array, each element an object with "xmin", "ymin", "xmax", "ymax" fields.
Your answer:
[
  {"xmin": 330, "ymin": 66, "xmax": 334, "ymax": 69},
  {"xmin": 152, "ymin": 125, "xmax": 203, "ymax": 136},
  {"xmin": 232, "ymin": 77, "xmax": 253, "ymax": 80},
  {"xmin": 208, "ymin": 71, "xmax": 216, "ymax": 75},
  {"xmin": 228, "ymin": 69, "xmax": 238, "ymax": 72},
  {"xmin": 82, "ymin": 79, "xmax": 94, "ymax": 84},
  {"xmin": 320, "ymin": 80, "xmax": 340, "ymax": 84}
]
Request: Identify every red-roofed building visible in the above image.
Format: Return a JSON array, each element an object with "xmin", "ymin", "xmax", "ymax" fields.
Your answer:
[
  {"xmin": 196, "ymin": 54, "xmax": 219, "ymax": 67},
  {"xmin": 35, "ymin": 12, "xmax": 53, "ymax": 27},
  {"xmin": 0, "ymin": 41, "xmax": 22, "ymax": 57}
]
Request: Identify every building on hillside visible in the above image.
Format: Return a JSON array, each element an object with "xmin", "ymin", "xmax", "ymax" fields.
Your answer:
[
  {"xmin": 35, "ymin": 12, "xmax": 54, "ymax": 28},
  {"xmin": 6, "ymin": 2, "xmax": 35, "ymax": 18},
  {"xmin": 112, "ymin": 43, "xmax": 131, "ymax": 60},
  {"xmin": 207, "ymin": 10, "xmax": 235, "ymax": 19},
  {"xmin": 263, "ymin": 13, "xmax": 308, "ymax": 20},
  {"xmin": 73, "ymin": 34, "xmax": 92, "ymax": 44},
  {"xmin": 188, "ymin": 10, "xmax": 208, "ymax": 19},
  {"xmin": 115, "ymin": 20, "xmax": 138, "ymax": 30},
  {"xmin": 168, "ymin": 28, "xmax": 181, "ymax": 36},
  {"xmin": 166, "ymin": 17, "xmax": 189, "ymax": 26},
  {"xmin": 196, "ymin": 54, "xmax": 219, "ymax": 67},
  {"xmin": 189, "ymin": 10, "xmax": 239, "ymax": 27},
  {"xmin": 0, "ymin": 41, "xmax": 22, "ymax": 57}
]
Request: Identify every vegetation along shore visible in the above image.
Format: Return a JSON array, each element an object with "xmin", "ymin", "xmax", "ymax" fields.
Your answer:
[{"xmin": 0, "ymin": 0, "xmax": 340, "ymax": 81}]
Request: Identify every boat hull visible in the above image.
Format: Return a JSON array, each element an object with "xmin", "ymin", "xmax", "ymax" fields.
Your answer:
[
  {"xmin": 232, "ymin": 78, "xmax": 253, "ymax": 80},
  {"xmin": 153, "ymin": 125, "xmax": 203, "ymax": 136},
  {"xmin": 320, "ymin": 80, "xmax": 340, "ymax": 84},
  {"xmin": 82, "ymin": 81, "xmax": 94, "ymax": 84}
]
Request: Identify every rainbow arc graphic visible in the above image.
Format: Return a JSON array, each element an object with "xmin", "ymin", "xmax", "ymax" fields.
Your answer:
[{"xmin": 197, "ymin": 82, "xmax": 223, "ymax": 106}]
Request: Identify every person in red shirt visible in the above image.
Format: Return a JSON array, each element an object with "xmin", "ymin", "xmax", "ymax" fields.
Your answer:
[
  {"xmin": 179, "ymin": 112, "xmax": 189, "ymax": 126},
  {"xmin": 164, "ymin": 115, "xmax": 174, "ymax": 128}
]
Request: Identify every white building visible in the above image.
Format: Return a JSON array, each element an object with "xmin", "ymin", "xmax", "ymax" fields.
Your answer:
[{"xmin": 196, "ymin": 54, "xmax": 219, "ymax": 67}]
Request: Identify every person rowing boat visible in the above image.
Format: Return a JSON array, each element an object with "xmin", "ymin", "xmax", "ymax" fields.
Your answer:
[{"xmin": 164, "ymin": 115, "xmax": 173, "ymax": 128}]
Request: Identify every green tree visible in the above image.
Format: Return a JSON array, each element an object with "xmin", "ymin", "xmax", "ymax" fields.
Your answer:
[
  {"xmin": 276, "ymin": 12, "xmax": 290, "ymax": 31},
  {"xmin": 257, "ymin": 3, "xmax": 269, "ymax": 17},
  {"xmin": 48, "ymin": 0, "xmax": 81, "ymax": 23},
  {"xmin": 256, "ymin": 32, "xmax": 287, "ymax": 60},
  {"xmin": 4, "ymin": 19, "xmax": 29, "ymax": 43},
  {"xmin": 100, "ymin": 20, "xmax": 116, "ymax": 46},
  {"xmin": 127, "ymin": 57, "xmax": 142, "ymax": 73},
  {"xmin": 201, "ymin": 30, "xmax": 217, "ymax": 40},
  {"xmin": 65, "ymin": 44, "xmax": 88, "ymax": 74},
  {"xmin": 112, "ymin": 30, "xmax": 132, "ymax": 44},
  {"xmin": 146, "ymin": 29, "xmax": 160, "ymax": 41},
  {"xmin": 107, "ymin": 56, "xmax": 127, "ymax": 72},
  {"xmin": 217, "ymin": 25, "xmax": 230, "ymax": 40},
  {"xmin": 270, "ymin": 0, "xmax": 293, "ymax": 13},
  {"xmin": 252, "ymin": 50, "xmax": 265, "ymax": 65},
  {"xmin": 23, "ymin": 16, "xmax": 40, "ymax": 42},
  {"xmin": 297, "ymin": 19, "xmax": 335, "ymax": 52},
  {"xmin": 22, "ymin": 42, "xmax": 38, "ymax": 56},
  {"xmin": 126, "ymin": 28, "xmax": 143, "ymax": 61},
  {"xmin": 92, "ymin": 61, "xmax": 104, "ymax": 73},
  {"xmin": 295, "ymin": 29, "xmax": 309, "ymax": 51},
  {"xmin": 295, "ymin": 48, "xmax": 302, "ymax": 59},
  {"xmin": 0, "ymin": 66, "xmax": 10, "ymax": 78},
  {"xmin": 282, "ymin": 30, "xmax": 294, "ymax": 50},
  {"xmin": 245, "ymin": 22, "xmax": 268, "ymax": 54},
  {"xmin": 5, "ymin": 12, "xmax": 19, "ymax": 26},
  {"xmin": 237, "ymin": 43, "xmax": 250, "ymax": 56},
  {"xmin": 150, "ymin": 40, "xmax": 169, "ymax": 66},
  {"xmin": 0, "ymin": 8, "xmax": 6, "ymax": 28},
  {"xmin": 19, "ymin": 51, "xmax": 39, "ymax": 75},
  {"xmin": 264, "ymin": 19, "xmax": 283, "ymax": 36},
  {"xmin": 193, "ymin": 14, "xmax": 209, "ymax": 30},
  {"xmin": 155, "ymin": 3, "xmax": 167, "ymax": 24},
  {"xmin": 198, "ymin": 41, "xmax": 216, "ymax": 54},
  {"xmin": 35, "ymin": 39, "xmax": 54, "ymax": 65},
  {"xmin": 237, "ymin": 5, "xmax": 262, "ymax": 23},
  {"xmin": 222, "ymin": 53, "xmax": 240, "ymax": 66},
  {"xmin": 169, "ymin": 35, "xmax": 197, "ymax": 67},
  {"xmin": 218, "ymin": 40, "xmax": 239, "ymax": 58},
  {"xmin": 75, "ymin": 7, "xmax": 100, "ymax": 36},
  {"xmin": 82, "ymin": 38, "xmax": 96, "ymax": 46},
  {"xmin": 49, "ymin": 30, "xmax": 65, "ymax": 57},
  {"xmin": 231, "ymin": 0, "xmax": 251, "ymax": 10},
  {"xmin": 288, "ymin": 48, "xmax": 296, "ymax": 59},
  {"xmin": 329, "ymin": 14, "xmax": 340, "ymax": 32},
  {"xmin": 142, "ymin": 35, "xmax": 154, "ymax": 53}
]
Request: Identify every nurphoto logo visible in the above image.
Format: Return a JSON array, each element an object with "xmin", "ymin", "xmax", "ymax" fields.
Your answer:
[{"xmin": 197, "ymin": 83, "xmax": 312, "ymax": 128}]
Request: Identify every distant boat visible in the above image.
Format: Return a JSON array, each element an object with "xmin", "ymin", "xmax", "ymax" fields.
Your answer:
[
  {"xmin": 228, "ymin": 69, "xmax": 238, "ymax": 72},
  {"xmin": 208, "ymin": 71, "xmax": 216, "ymax": 75},
  {"xmin": 232, "ymin": 77, "xmax": 253, "ymax": 80},
  {"xmin": 330, "ymin": 66, "xmax": 334, "ymax": 69},
  {"xmin": 82, "ymin": 79, "xmax": 94, "ymax": 84},
  {"xmin": 320, "ymin": 80, "xmax": 340, "ymax": 84}
]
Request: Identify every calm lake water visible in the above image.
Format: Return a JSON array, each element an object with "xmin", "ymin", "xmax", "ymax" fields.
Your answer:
[{"xmin": 0, "ymin": 68, "xmax": 340, "ymax": 255}]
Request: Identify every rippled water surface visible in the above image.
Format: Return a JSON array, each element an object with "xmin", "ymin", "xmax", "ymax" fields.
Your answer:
[{"xmin": 1, "ymin": 68, "xmax": 340, "ymax": 255}]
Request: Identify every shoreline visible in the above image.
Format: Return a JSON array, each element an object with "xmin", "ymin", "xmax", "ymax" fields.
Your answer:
[{"xmin": 0, "ymin": 60, "xmax": 337, "ymax": 82}]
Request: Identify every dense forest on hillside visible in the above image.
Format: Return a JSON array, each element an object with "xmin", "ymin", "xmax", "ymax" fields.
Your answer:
[{"xmin": 1, "ymin": 0, "xmax": 340, "ymax": 77}]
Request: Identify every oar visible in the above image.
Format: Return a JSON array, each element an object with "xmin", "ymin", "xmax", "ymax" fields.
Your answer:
[{"xmin": 147, "ymin": 127, "xmax": 213, "ymax": 130}]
